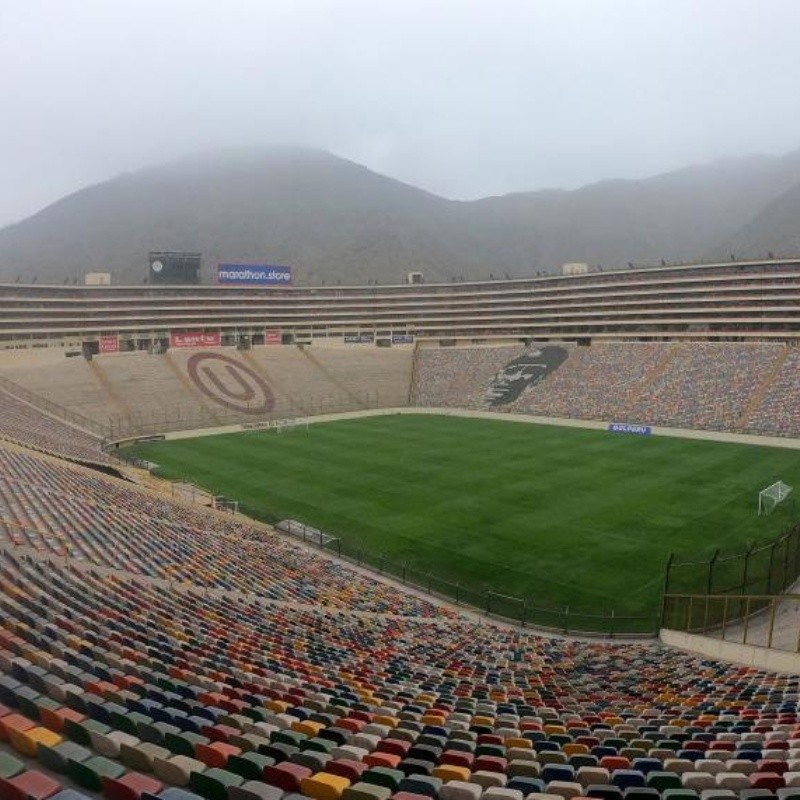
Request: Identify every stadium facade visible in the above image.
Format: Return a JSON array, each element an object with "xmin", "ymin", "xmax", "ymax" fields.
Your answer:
[{"xmin": 1, "ymin": 257, "xmax": 800, "ymax": 349}]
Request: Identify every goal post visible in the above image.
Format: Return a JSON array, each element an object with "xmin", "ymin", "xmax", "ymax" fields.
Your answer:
[{"xmin": 758, "ymin": 480, "xmax": 793, "ymax": 516}]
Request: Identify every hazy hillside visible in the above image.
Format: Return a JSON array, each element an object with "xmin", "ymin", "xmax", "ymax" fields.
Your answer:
[
  {"xmin": 0, "ymin": 146, "xmax": 799, "ymax": 285},
  {"xmin": 709, "ymin": 181, "xmax": 800, "ymax": 261}
]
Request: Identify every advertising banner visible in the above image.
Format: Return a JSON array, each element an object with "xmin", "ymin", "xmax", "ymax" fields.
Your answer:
[
  {"xmin": 344, "ymin": 333, "xmax": 375, "ymax": 344},
  {"xmin": 608, "ymin": 422, "xmax": 652, "ymax": 436},
  {"xmin": 99, "ymin": 336, "xmax": 119, "ymax": 354},
  {"xmin": 264, "ymin": 329, "xmax": 281, "ymax": 345},
  {"xmin": 217, "ymin": 264, "xmax": 292, "ymax": 285},
  {"xmin": 170, "ymin": 332, "xmax": 222, "ymax": 348}
]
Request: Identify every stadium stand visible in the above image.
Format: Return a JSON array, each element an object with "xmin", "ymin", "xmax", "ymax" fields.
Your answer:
[
  {"xmin": 3, "ymin": 260, "xmax": 800, "ymax": 800},
  {"xmin": 412, "ymin": 347, "xmax": 525, "ymax": 410},
  {"xmin": 0, "ymin": 444, "xmax": 445, "ymax": 617},
  {"xmin": 413, "ymin": 342, "xmax": 800, "ymax": 437},
  {"xmin": 745, "ymin": 349, "xmax": 800, "ymax": 438},
  {"xmin": 0, "ymin": 347, "xmax": 413, "ymax": 437},
  {"xmin": 1, "ymin": 451, "xmax": 800, "ymax": 800}
]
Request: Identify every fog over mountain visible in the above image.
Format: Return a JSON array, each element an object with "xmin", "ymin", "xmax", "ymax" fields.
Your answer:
[{"xmin": 1, "ymin": 146, "xmax": 799, "ymax": 286}]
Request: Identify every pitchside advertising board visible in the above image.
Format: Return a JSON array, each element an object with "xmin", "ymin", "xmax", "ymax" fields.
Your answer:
[
  {"xmin": 217, "ymin": 264, "xmax": 292, "ymax": 286},
  {"xmin": 608, "ymin": 423, "xmax": 652, "ymax": 436}
]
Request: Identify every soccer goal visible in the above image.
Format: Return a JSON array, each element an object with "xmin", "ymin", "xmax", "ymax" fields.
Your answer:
[
  {"xmin": 758, "ymin": 480, "xmax": 793, "ymax": 516},
  {"xmin": 272, "ymin": 418, "xmax": 309, "ymax": 434}
]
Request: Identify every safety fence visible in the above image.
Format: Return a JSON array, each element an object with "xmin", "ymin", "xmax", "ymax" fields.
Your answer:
[
  {"xmin": 662, "ymin": 593, "xmax": 800, "ymax": 652},
  {"xmin": 251, "ymin": 519, "xmax": 657, "ymax": 636}
]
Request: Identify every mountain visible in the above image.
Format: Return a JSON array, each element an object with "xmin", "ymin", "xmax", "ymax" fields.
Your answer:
[
  {"xmin": 1, "ymin": 145, "xmax": 799, "ymax": 286},
  {"xmin": 709, "ymin": 180, "xmax": 800, "ymax": 261}
]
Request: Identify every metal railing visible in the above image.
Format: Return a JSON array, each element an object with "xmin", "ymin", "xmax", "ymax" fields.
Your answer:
[
  {"xmin": 0, "ymin": 375, "xmax": 107, "ymax": 437},
  {"xmin": 243, "ymin": 520, "xmax": 657, "ymax": 636},
  {"xmin": 662, "ymin": 592, "xmax": 800, "ymax": 652},
  {"xmin": 664, "ymin": 522, "xmax": 800, "ymax": 601}
]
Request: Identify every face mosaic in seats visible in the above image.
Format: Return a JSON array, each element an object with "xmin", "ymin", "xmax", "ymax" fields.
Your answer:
[{"xmin": 485, "ymin": 345, "xmax": 569, "ymax": 406}]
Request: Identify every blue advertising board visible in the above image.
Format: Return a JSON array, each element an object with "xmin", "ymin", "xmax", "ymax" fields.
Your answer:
[
  {"xmin": 217, "ymin": 264, "xmax": 292, "ymax": 285},
  {"xmin": 608, "ymin": 422, "xmax": 652, "ymax": 436}
]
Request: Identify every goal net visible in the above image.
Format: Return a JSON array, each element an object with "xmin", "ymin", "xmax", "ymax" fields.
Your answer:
[{"xmin": 758, "ymin": 481, "xmax": 793, "ymax": 516}]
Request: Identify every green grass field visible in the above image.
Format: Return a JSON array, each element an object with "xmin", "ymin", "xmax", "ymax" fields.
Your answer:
[{"xmin": 127, "ymin": 414, "xmax": 800, "ymax": 630}]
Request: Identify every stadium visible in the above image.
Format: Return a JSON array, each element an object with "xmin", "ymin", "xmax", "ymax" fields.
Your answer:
[{"xmin": 2, "ymin": 256, "xmax": 800, "ymax": 800}]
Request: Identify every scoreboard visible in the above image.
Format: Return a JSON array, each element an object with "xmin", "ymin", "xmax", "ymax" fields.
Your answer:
[{"xmin": 148, "ymin": 252, "xmax": 202, "ymax": 285}]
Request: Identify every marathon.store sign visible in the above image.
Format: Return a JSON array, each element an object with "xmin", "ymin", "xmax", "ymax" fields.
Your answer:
[
  {"xmin": 217, "ymin": 265, "xmax": 292, "ymax": 285},
  {"xmin": 170, "ymin": 332, "xmax": 221, "ymax": 348}
]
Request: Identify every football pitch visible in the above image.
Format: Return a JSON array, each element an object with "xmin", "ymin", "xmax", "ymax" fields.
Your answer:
[{"xmin": 127, "ymin": 414, "xmax": 800, "ymax": 630}]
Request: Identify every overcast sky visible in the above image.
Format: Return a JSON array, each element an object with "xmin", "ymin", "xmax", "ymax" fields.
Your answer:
[{"xmin": 1, "ymin": 0, "xmax": 800, "ymax": 227}]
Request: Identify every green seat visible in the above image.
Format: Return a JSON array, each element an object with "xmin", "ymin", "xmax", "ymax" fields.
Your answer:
[
  {"xmin": 361, "ymin": 767, "xmax": 404, "ymax": 791},
  {"xmin": 227, "ymin": 753, "xmax": 275, "ymax": 780},
  {"xmin": 475, "ymin": 744, "xmax": 506, "ymax": 758},
  {"xmin": 302, "ymin": 737, "xmax": 336, "ymax": 753},
  {"xmin": 166, "ymin": 731, "xmax": 210, "ymax": 757},
  {"xmin": 111, "ymin": 710, "xmax": 153, "ymax": 736},
  {"xmin": 342, "ymin": 782, "xmax": 394, "ymax": 800},
  {"xmin": 0, "ymin": 751, "xmax": 24, "ymax": 779},
  {"xmin": 190, "ymin": 767, "xmax": 245, "ymax": 800},
  {"xmin": 272, "ymin": 730, "xmax": 306, "ymax": 747},
  {"xmin": 64, "ymin": 718, "xmax": 111, "ymax": 746},
  {"xmin": 242, "ymin": 706, "xmax": 272, "ymax": 722},
  {"xmin": 68, "ymin": 755, "xmax": 127, "ymax": 791},
  {"xmin": 604, "ymin": 738, "xmax": 628, "ymax": 750},
  {"xmin": 662, "ymin": 791, "xmax": 700, "ymax": 800},
  {"xmin": 647, "ymin": 772, "xmax": 683, "ymax": 792},
  {"xmin": 38, "ymin": 741, "xmax": 91, "ymax": 774}
]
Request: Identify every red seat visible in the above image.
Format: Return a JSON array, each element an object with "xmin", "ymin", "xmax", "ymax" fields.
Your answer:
[
  {"xmin": 600, "ymin": 757, "xmax": 631, "ymax": 772},
  {"xmin": 0, "ymin": 770, "xmax": 61, "ymax": 800},
  {"xmin": 263, "ymin": 762, "xmax": 312, "ymax": 792},
  {"xmin": 363, "ymin": 752, "xmax": 401, "ymax": 769},
  {"xmin": 473, "ymin": 756, "xmax": 507, "ymax": 773},
  {"xmin": 195, "ymin": 741, "xmax": 241, "ymax": 768},
  {"xmin": 758, "ymin": 760, "xmax": 788, "ymax": 775},
  {"xmin": 0, "ymin": 714, "xmax": 35, "ymax": 743},
  {"xmin": 326, "ymin": 759, "xmax": 368, "ymax": 783},
  {"xmin": 750, "ymin": 773, "xmax": 785, "ymax": 792},
  {"xmin": 102, "ymin": 772, "xmax": 164, "ymax": 800},
  {"xmin": 377, "ymin": 739, "xmax": 411, "ymax": 757},
  {"xmin": 439, "ymin": 751, "xmax": 473, "ymax": 768}
]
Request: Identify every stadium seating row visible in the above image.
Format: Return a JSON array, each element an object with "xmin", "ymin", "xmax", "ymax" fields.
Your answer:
[
  {"xmin": 413, "ymin": 343, "xmax": 800, "ymax": 437},
  {"xmin": 2, "ymin": 537, "xmax": 800, "ymax": 800},
  {"xmin": 0, "ymin": 445, "xmax": 447, "ymax": 618}
]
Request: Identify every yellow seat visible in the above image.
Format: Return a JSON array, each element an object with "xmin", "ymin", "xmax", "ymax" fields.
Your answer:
[
  {"xmin": 300, "ymin": 772, "xmax": 351, "ymax": 800},
  {"xmin": 505, "ymin": 737, "xmax": 532, "ymax": 750},
  {"xmin": 9, "ymin": 725, "xmax": 62, "ymax": 757},
  {"xmin": 293, "ymin": 720, "xmax": 324, "ymax": 737},
  {"xmin": 433, "ymin": 765, "xmax": 471, "ymax": 783}
]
